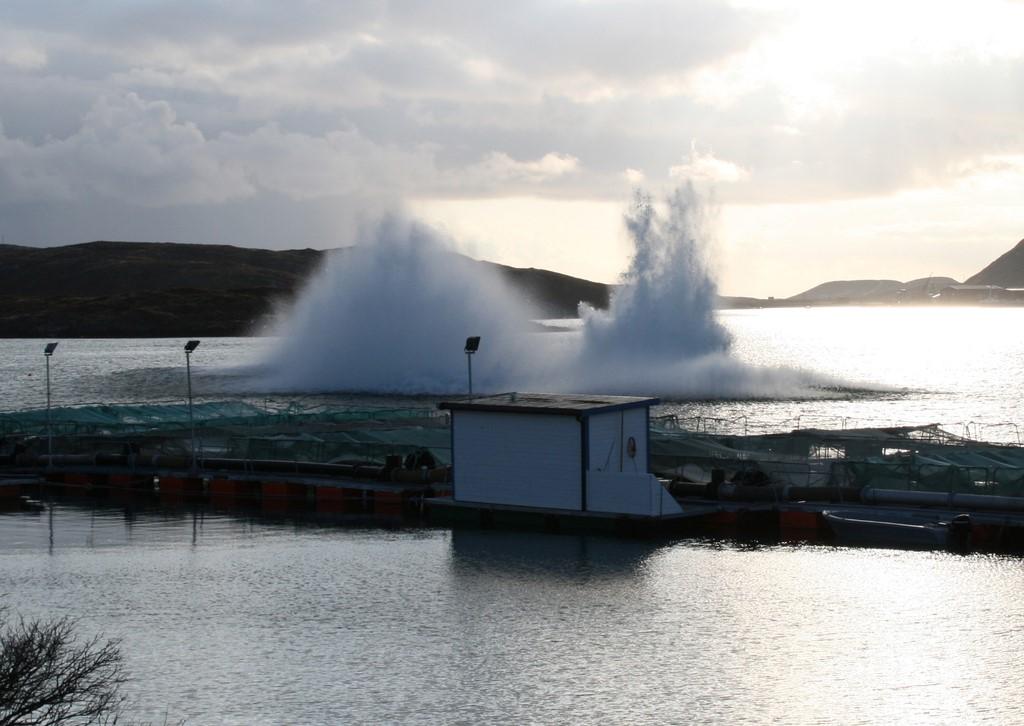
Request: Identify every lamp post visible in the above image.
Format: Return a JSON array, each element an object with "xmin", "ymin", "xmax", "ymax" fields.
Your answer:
[
  {"xmin": 43, "ymin": 342, "xmax": 58, "ymax": 466},
  {"xmin": 184, "ymin": 340, "xmax": 200, "ymax": 471},
  {"xmin": 464, "ymin": 336, "xmax": 480, "ymax": 398}
]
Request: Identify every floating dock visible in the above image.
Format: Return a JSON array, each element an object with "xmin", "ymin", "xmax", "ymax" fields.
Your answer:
[
  {"xmin": 0, "ymin": 455, "xmax": 451, "ymax": 518},
  {"xmin": 4, "ymin": 395, "xmax": 1024, "ymax": 551}
]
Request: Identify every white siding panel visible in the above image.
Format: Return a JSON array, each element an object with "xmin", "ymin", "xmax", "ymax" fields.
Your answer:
[
  {"xmin": 587, "ymin": 471, "xmax": 653, "ymax": 515},
  {"xmin": 587, "ymin": 409, "xmax": 648, "ymax": 475},
  {"xmin": 588, "ymin": 412, "xmax": 621, "ymax": 472},
  {"xmin": 623, "ymin": 407, "xmax": 648, "ymax": 474},
  {"xmin": 453, "ymin": 411, "xmax": 582, "ymax": 510},
  {"xmin": 588, "ymin": 472, "xmax": 685, "ymax": 516},
  {"xmin": 654, "ymin": 478, "xmax": 684, "ymax": 515}
]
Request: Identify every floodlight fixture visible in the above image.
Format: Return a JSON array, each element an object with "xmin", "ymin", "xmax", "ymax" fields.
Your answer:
[
  {"xmin": 43, "ymin": 342, "xmax": 59, "ymax": 465},
  {"xmin": 464, "ymin": 336, "xmax": 481, "ymax": 397},
  {"xmin": 184, "ymin": 340, "xmax": 201, "ymax": 471}
]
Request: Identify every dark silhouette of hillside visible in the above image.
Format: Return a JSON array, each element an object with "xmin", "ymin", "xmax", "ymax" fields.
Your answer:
[
  {"xmin": 0, "ymin": 241, "xmax": 322, "ymax": 297},
  {"xmin": 966, "ymin": 239, "xmax": 1024, "ymax": 287},
  {"xmin": 785, "ymin": 237, "xmax": 1024, "ymax": 304},
  {"xmin": 4, "ymin": 233, "xmax": 1021, "ymax": 337},
  {"xmin": 492, "ymin": 263, "xmax": 608, "ymax": 317},
  {"xmin": 0, "ymin": 241, "xmax": 609, "ymax": 337}
]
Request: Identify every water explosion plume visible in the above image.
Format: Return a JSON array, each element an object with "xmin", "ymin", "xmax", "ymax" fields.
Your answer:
[
  {"xmin": 260, "ymin": 186, "xmax": 825, "ymax": 398},
  {"xmin": 260, "ymin": 215, "xmax": 536, "ymax": 393},
  {"xmin": 580, "ymin": 185, "xmax": 730, "ymax": 364}
]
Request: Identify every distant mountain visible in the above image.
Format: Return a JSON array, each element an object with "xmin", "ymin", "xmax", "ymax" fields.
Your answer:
[
  {"xmin": 4, "ymin": 233, "xmax": 1021, "ymax": 338},
  {"xmin": 492, "ymin": 263, "xmax": 609, "ymax": 317},
  {"xmin": 0, "ymin": 287, "xmax": 281, "ymax": 338},
  {"xmin": 789, "ymin": 279, "xmax": 904, "ymax": 303},
  {"xmin": 965, "ymin": 239, "xmax": 1024, "ymax": 287},
  {"xmin": 788, "ymin": 276, "xmax": 959, "ymax": 304},
  {"xmin": 0, "ymin": 241, "xmax": 323, "ymax": 297},
  {"xmin": 0, "ymin": 241, "xmax": 609, "ymax": 337}
]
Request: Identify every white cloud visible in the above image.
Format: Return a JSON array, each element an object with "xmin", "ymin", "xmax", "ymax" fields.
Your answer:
[
  {"xmin": 624, "ymin": 168, "xmax": 645, "ymax": 184},
  {"xmin": 0, "ymin": 94, "xmax": 588, "ymax": 207},
  {"xmin": 0, "ymin": 94, "xmax": 441, "ymax": 206},
  {"xmin": 670, "ymin": 145, "xmax": 750, "ymax": 183},
  {"xmin": 469, "ymin": 151, "xmax": 579, "ymax": 185},
  {"xmin": 213, "ymin": 124, "xmax": 437, "ymax": 200},
  {"xmin": 0, "ymin": 44, "xmax": 46, "ymax": 70},
  {"xmin": 0, "ymin": 94, "xmax": 250, "ymax": 205},
  {"xmin": 3, "ymin": 0, "xmax": 1018, "ymax": 210}
]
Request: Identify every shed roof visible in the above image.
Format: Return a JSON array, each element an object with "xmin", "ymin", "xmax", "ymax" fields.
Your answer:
[{"xmin": 438, "ymin": 392, "xmax": 659, "ymax": 417}]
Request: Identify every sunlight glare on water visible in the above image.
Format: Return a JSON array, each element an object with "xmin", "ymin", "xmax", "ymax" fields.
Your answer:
[
  {"xmin": 1, "ymin": 505, "xmax": 1023, "ymax": 725},
  {"xmin": 725, "ymin": 306, "xmax": 1023, "ymax": 394},
  {"xmin": 4, "ymin": 307, "xmax": 1024, "ymax": 438},
  {"xmin": 675, "ymin": 307, "xmax": 1024, "ymax": 439},
  {"xmin": 3, "ymin": 308, "xmax": 1024, "ymax": 722}
]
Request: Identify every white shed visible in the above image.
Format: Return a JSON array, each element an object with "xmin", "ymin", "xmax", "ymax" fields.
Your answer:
[{"xmin": 439, "ymin": 393, "xmax": 683, "ymax": 517}]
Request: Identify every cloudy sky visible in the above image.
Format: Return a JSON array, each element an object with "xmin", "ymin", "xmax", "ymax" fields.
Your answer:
[{"xmin": 1, "ymin": 0, "xmax": 1022, "ymax": 297}]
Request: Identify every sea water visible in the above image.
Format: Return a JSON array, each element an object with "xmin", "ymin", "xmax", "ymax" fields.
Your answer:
[
  {"xmin": 2, "ymin": 307, "xmax": 1024, "ymax": 724},
  {"xmin": 2, "ymin": 504, "xmax": 1023, "ymax": 724},
  {"xmin": 4, "ymin": 306, "xmax": 1024, "ymax": 439}
]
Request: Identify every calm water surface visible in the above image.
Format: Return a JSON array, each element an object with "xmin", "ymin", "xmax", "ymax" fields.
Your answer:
[
  {"xmin": 3, "ymin": 307, "xmax": 1024, "ymax": 723},
  {"xmin": 2, "ymin": 502, "xmax": 1023, "ymax": 725}
]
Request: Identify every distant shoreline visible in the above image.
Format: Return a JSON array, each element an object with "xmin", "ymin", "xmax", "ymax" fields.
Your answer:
[
  {"xmin": 2, "ymin": 237, "xmax": 1022, "ymax": 338},
  {"xmin": 4, "ymin": 298, "xmax": 1024, "ymax": 340},
  {"xmin": 718, "ymin": 297, "xmax": 1024, "ymax": 310}
]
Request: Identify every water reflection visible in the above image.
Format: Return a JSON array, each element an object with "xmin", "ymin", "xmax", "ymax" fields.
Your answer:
[
  {"xmin": 1, "ymin": 500, "xmax": 1023, "ymax": 724},
  {"xmin": 448, "ymin": 528, "xmax": 661, "ymax": 581}
]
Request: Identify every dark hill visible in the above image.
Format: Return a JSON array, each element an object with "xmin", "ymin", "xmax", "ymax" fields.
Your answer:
[
  {"xmin": 788, "ymin": 277, "xmax": 958, "ymax": 304},
  {"xmin": 0, "ymin": 287, "xmax": 279, "ymax": 338},
  {"xmin": 0, "ymin": 241, "xmax": 611, "ymax": 337},
  {"xmin": 0, "ymin": 241, "xmax": 323, "ymax": 297},
  {"xmin": 965, "ymin": 239, "xmax": 1024, "ymax": 287},
  {"xmin": 493, "ymin": 263, "xmax": 608, "ymax": 317}
]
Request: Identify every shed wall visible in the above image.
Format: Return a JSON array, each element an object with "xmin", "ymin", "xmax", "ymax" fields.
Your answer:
[
  {"xmin": 453, "ymin": 411, "xmax": 582, "ymax": 510},
  {"xmin": 587, "ymin": 409, "xmax": 649, "ymax": 475}
]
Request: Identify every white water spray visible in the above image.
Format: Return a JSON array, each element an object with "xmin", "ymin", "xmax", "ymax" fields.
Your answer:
[
  {"xmin": 259, "ymin": 186, "xmax": 825, "ymax": 398},
  {"xmin": 544, "ymin": 183, "xmax": 816, "ymax": 397},
  {"xmin": 581, "ymin": 185, "xmax": 729, "ymax": 362},
  {"xmin": 260, "ymin": 215, "xmax": 536, "ymax": 393}
]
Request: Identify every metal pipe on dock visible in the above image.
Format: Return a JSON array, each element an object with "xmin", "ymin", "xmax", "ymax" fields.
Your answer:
[
  {"xmin": 669, "ymin": 479, "xmax": 865, "ymax": 504},
  {"xmin": 21, "ymin": 453, "xmax": 451, "ymax": 484},
  {"xmin": 862, "ymin": 487, "xmax": 1024, "ymax": 512},
  {"xmin": 784, "ymin": 485, "xmax": 863, "ymax": 503},
  {"xmin": 716, "ymin": 483, "xmax": 780, "ymax": 502}
]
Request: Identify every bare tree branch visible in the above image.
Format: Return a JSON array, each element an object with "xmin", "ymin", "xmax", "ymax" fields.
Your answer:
[{"xmin": 0, "ymin": 607, "xmax": 127, "ymax": 726}]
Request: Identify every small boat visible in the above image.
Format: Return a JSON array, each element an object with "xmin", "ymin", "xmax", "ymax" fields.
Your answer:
[{"xmin": 822, "ymin": 509, "xmax": 951, "ymax": 548}]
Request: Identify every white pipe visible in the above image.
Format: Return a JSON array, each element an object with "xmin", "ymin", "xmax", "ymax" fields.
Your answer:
[{"xmin": 863, "ymin": 487, "xmax": 1024, "ymax": 512}]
